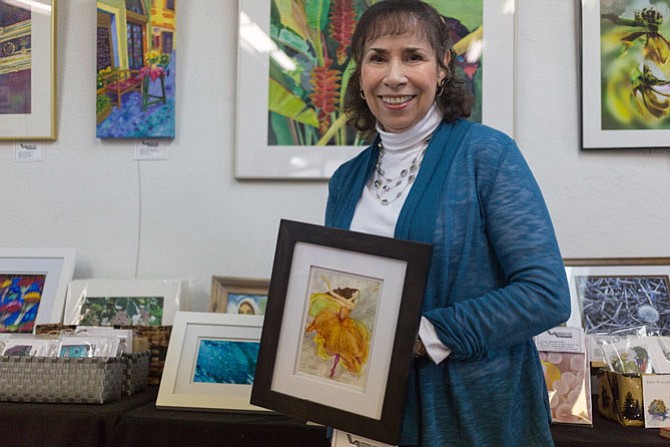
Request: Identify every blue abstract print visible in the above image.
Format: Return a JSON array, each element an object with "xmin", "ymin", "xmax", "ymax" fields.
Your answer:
[{"xmin": 193, "ymin": 339, "xmax": 259, "ymax": 385}]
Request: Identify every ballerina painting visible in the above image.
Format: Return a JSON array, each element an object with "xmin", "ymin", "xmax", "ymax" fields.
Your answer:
[{"xmin": 299, "ymin": 267, "xmax": 381, "ymax": 388}]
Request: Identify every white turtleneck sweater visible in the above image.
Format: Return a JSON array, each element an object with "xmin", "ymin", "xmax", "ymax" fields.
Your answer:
[
  {"xmin": 350, "ymin": 103, "xmax": 443, "ymax": 237},
  {"xmin": 350, "ymin": 103, "xmax": 450, "ymax": 364}
]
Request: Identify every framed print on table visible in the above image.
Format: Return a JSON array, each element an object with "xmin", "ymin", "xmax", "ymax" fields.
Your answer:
[
  {"xmin": 235, "ymin": 0, "xmax": 516, "ymax": 179},
  {"xmin": 0, "ymin": 0, "xmax": 57, "ymax": 140},
  {"xmin": 564, "ymin": 258, "xmax": 670, "ymax": 335},
  {"xmin": 209, "ymin": 276, "xmax": 269, "ymax": 315},
  {"xmin": 156, "ymin": 311, "xmax": 268, "ymax": 412},
  {"xmin": 580, "ymin": 0, "xmax": 670, "ymax": 149},
  {"xmin": 0, "ymin": 247, "xmax": 75, "ymax": 333},
  {"xmin": 250, "ymin": 220, "xmax": 431, "ymax": 445},
  {"xmin": 63, "ymin": 278, "xmax": 182, "ymax": 327}
]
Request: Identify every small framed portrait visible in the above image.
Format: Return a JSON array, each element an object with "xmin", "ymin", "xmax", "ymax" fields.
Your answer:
[{"xmin": 209, "ymin": 277, "xmax": 269, "ymax": 315}]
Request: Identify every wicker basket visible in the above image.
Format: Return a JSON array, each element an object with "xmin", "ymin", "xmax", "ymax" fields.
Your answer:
[
  {"xmin": 35, "ymin": 324, "xmax": 171, "ymax": 386},
  {"xmin": 122, "ymin": 350, "xmax": 150, "ymax": 396},
  {"xmin": 122, "ymin": 326, "xmax": 172, "ymax": 385},
  {"xmin": 0, "ymin": 356, "xmax": 124, "ymax": 404}
]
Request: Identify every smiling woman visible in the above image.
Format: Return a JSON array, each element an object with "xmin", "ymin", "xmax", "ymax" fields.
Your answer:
[{"xmin": 324, "ymin": 1, "xmax": 571, "ymax": 446}]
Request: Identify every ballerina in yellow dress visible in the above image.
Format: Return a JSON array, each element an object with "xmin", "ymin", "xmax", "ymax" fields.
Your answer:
[{"xmin": 305, "ymin": 278, "xmax": 371, "ymax": 379}]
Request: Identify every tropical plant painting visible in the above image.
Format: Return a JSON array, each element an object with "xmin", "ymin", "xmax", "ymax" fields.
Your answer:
[
  {"xmin": 267, "ymin": 0, "xmax": 484, "ymax": 146},
  {"xmin": 0, "ymin": 1, "xmax": 32, "ymax": 114},
  {"xmin": 96, "ymin": 0, "xmax": 176, "ymax": 138},
  {"xmin": 299, "ymin": 267, "xmax": 381, "ymax": 388},
  {"xmin": 193, "ymin": 338, "xmax": 259, "ymax": 384},
  {"xmin": 226, "ymin": 294, "xmax": 268, "ymax": 315},
  {"xmin": 78, "ymin": 296, "xmax": 164, "ymax": 326},
  {"xmin": 600, "ymin": 0, "xmax": 670, "ymax": 129},
  {"xmin": 0, "ymin": 274, "xmax": 46, "ymax": 333}
]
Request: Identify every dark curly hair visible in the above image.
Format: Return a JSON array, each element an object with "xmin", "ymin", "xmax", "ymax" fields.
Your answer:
[{"xmin": 344, "ymin": 0, "xmax": 474, "ymax": 134}]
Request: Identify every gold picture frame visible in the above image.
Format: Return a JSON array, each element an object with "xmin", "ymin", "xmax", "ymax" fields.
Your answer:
[
  {"xmin": 0, "ymin": 0, "xmax": 57, "ymax": 140},
  {"xmin": 209, "ymin": 276, "xmax": 269, "ymax": 315}
]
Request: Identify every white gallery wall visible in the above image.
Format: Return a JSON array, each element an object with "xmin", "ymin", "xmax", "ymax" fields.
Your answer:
[{"xmin": 0, "ymin": 0, "xmax": 668, "ymax": 311}]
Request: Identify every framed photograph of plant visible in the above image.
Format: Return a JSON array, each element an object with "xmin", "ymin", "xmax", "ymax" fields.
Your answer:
[
  {"xmin": 564, "ymin": 258, "xmax": 670, "ymax": 335},
  {"xmin": 63, "ymin": 279, "xmax": 182, "ymax": 326},
  {"xmin": 95, "ymin": 0, "xmax": 176, "ymax": 138},
  {"xmin": 235, "ymin": 0, "xmax": 516, "ymax": 179},
  {"xmin": 250, "ymin": 220, "xmax": 431, "ymax": 444},
  {"xmin": 0, "ymin": 248, "xmax": 75, "ymax": 333},
  {"xmin": 156, "ymin": 311, "xmax": 269, "ymax": 412},
  {"xmin": 209, "ymin": 276, "xmax": 269, "ymax": 315},
  {"xmin": 580, "ymin": 0, "xmax": 670, "ymax": 149},
  {"xmin": 0, "ymin": 0, "xmax": 57, "ymax": 140}
]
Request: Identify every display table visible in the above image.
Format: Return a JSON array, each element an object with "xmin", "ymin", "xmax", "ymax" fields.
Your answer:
[
  {"xmin": 0, "ymin": 387, "xmax": 157, "ymax": 446},
  {"xmin": 551, "ymin": 409, "xmax": 668, "ymax": 447},
  {"xmin": 106, "ymin": 399, "xmax": 666, "ymax": 447},
  {"xmin": 0, "ymin": 386, "xmax": 667, "ymax": 446},
  {"xmin": 106, "ymin": 402, "xmax": 330, "ymax": 446}
]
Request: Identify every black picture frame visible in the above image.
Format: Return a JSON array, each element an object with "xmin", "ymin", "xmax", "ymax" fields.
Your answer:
[{"xmin": 251, "ymin": 219, "xmax": 432, "ymax": 445}]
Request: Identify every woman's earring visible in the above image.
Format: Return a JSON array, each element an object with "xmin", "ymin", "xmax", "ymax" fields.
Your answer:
[
  {"xmin": 436, "ymin": 78, "xmax": 447, "ymax": 97},
  {"xmin": 360, "ymin": 90, "xmax": 366, "ymax": 100}
]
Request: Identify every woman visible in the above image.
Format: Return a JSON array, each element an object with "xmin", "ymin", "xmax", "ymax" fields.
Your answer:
[{"xmin": 325, "ymin": 1, "xmax": 571, "ymax": 446}]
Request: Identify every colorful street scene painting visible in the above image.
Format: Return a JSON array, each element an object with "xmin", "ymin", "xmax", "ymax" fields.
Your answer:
[
  {"xmin": 0, "ymin": 1, "xmax": 32, "ymax": 114},
  {"xmin": 96, "ymin": 0, "xmax": 176, "ymax": 138},
  {"xmin": 266, "ymin": 0, "xmax": 483, "ymax": 146},
  {"xmin": 0, "ymin": 274, "xmax": 46, "ymax": 333},
  {"xmin": 193, "ymin": 338, "xmax": 259, "ymax": 384},
  {"xmin": 79, "ymin": 296, "xmax": 164, "ymax": 326},
  {"xmin": 299, "ymin": 266, "xmax": 381, "ymax": 388},
  {"xmin": 600, "ymin": 0, "xmax": 670, "ymax": 130}
]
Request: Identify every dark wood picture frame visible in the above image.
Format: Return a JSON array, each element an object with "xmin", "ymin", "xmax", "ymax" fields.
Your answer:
[{"xmin": 250, "ymin": 220, "xmax": 431, "ymax": 445}]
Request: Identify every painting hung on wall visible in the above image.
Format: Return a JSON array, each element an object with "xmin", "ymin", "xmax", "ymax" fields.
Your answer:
[
  {"xmin": 581, "ymin": 0, "xmax": 670, "ymax": 149},
  {"xmin": 96, "ymin": 0, "xmax": 176, "ymax": 139},
  {"xmin": 0, "ymin": 0, "xmax": 57, "ymax": 140},
  {"xmin": 236, "ymin": 0, "xmax": 515, "ymax": 178}
]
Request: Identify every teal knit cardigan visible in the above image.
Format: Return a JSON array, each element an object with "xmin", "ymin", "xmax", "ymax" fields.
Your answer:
[{"xmin": 325, "ymin": 119, "xmax": 571, "ymax": 446}]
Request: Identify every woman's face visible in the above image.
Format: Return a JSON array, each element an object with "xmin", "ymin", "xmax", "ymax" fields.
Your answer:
[{"xmin": 360, "ymin": 32, "xmax": 446, "ymax": 133}]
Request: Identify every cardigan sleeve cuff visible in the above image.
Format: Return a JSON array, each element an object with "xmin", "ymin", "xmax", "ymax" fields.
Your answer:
[{"xmin": 419, "ymin": 316, "xmax": 451, "ymax": 364}]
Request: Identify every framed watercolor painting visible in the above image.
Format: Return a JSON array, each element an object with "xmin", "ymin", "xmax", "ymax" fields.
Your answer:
[
  {"xmin": 0, "ymin": 0, "xmax": 57, "ymax": 140},
  {"xmin": 564, "ymin": 258, "xmax": 670, "ymax": 335},
  {"xmin": 0, "ymin": 247, "xmax": 75, "ymax": 333},
  {"xmin": 250, "ymin": 220, "xmax": 431, "ymax": 445},
  {"xmin": 156, "ymin": 311, "xmax": 268, "ymax": 412},
  {"xmin": 580, "ymin": 0, "xmax": 670, "ymax": 149},
  {"xmin": 235, "ymin": 0, "xmax": 516, "ymax": 179},
  {"xmin": 95, "ymin": 0, "xmax": 176, "ymax": 138},
  {"xmin": 63, "ymin": 278, "xmax": 182, "ymax": 326},
  {"xmin": 209, "ymin": 276, "xmax": 269, "ymax": 315}
]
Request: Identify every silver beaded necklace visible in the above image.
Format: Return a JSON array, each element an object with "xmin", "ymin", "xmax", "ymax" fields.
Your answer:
[{"xmin": 372, "ymin": 136, "xmax": 430, "ymax": 206}]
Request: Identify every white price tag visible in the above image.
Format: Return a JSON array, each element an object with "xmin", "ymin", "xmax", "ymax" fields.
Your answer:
[
  {"xmin": 331, "ymin": 430, "xmax": 397, "ymax": 447},
  {"xmin": 134, "ymin": 139, "xmax": 168, "ymax": 160},
  {"xmin": 14, "ymin": 141, "xmax": 44, "ymax": 162}
]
